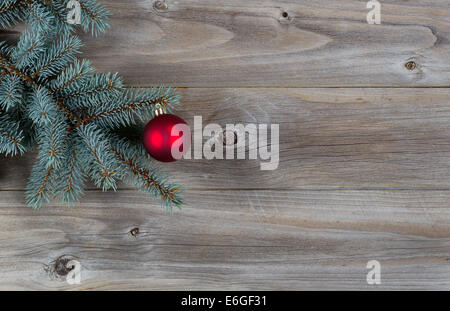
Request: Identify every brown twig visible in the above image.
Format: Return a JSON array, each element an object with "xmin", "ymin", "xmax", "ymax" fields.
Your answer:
[
  {"xmin": 64, "ymin": 150, "xmax": 77, "ymax": 194},
  {"xmin": 0, "ymin": 129, "xmax": 19, "ymax": 146},
  {"xmin": 35, "ymin": 165, "xmax": 53, "ymax": 198},
  {"xmin": 77, "ymin": 97, "xmax": 169, "ymax": 128},
  {"xmin": 0, "ymin": 0, "xmax": 29, "ymax": 14},
  {"xmin": 111, "ymin": 147, "xmax": 179, "ymax": 203},
  {"xmin": 32, "ymin": 45, "xmax": 74, "ymax": 78}
]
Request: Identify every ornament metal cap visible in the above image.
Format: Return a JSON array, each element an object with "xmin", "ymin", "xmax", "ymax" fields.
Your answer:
[{"xmin": 154, "ymin": 103, "xmax": 166, "ymax": 116}]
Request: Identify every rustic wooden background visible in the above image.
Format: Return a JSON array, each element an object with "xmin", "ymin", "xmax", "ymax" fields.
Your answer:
[{"xmin": 1, "ymin": 0, "xmax": 449, "ymax": 290}]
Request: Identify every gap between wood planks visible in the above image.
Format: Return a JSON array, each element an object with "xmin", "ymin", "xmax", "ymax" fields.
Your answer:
[
  {"xmin": 129, "ymin": 86, "xmax": 450, "ymax": 89},
  {"xmin": 3, "ymin": 187, "xmax": 446, "ymax": 196},
  {"xmin": 2, "ymin": 87, "xmax": 450, "ymax": 192}
]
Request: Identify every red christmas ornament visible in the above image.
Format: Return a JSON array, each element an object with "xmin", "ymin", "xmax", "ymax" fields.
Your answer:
[{"xmin": 142, "ymin": 113, "xmax": 190, "ymax": 162}]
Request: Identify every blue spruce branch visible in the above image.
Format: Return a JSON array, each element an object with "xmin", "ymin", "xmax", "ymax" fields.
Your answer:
[
  {"xmin": 0, "ymin": 113, "xmax": 25, "ymax": 156},
  {"xmin": 0, "ymin": 0, "xmax": 184, "ymax": 210}
]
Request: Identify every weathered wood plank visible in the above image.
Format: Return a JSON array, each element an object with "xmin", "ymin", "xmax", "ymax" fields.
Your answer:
[
  {"xmin": 0, "ymin": 190, "xmax": 448, "ymax": 290},
  {"xmin": 61, "ymin": 0, "xmax": 450, "ymax": 86},
  {"xmin": 1, "ymin": 0, "xmax": 448, "ymax": 87},
  {"xmin": 1, "ymin": 88, "xmax": 450, "ymax": 190},
  {"xmin": 0, "ymin": 0, "xmax": 448, "ymax": 292}
]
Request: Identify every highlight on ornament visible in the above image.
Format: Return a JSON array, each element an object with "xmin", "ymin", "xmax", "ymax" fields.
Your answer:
[{"xmin": 0, "ymin": 0, "xmax": 183, "ymax": 210}]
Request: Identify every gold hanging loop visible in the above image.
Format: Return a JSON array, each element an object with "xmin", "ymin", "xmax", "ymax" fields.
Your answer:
[{"xmin": 154, "ymin": 103, "xmax": 165, "ymax": 117}]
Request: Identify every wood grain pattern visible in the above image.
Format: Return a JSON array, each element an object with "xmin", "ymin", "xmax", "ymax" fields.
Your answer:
[
  {"xmin": 0, "ymin": 190, "xmax": 448, "ymax": 290},
  {"xmin": 0, "ymin": 0, "xmax": 449, "ymax": 290},
  {"xmin": 77, "ymin": 0, "xmax": 449, "ymax": 87},
  {"xmin": 2, "ymin": 88, "xmax": 450, "ymax": 190},
  {"xmin": 2, "ymin": 0, "xmax": 448, "ymax": 86}
]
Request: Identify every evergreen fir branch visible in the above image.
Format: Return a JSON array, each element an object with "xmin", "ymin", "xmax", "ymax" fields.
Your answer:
[
  {"xmin": 26, "ymin": 1, "xmax": 54, "ymax": 33},
  {"xmin": 55, "ymin": 97, "xmax": 81, "ymax": 124},
  {"xmin": 80, "ymin": 87, "xmax": 180, "ymax": 129},
  {"xmin": 1, "ymin": 45, "xmax": 80, "ymax": 125},
  {"xmin": 27, "ymin": 86, "xmax": 59, "ymax": 125},
  {"xmin": 61, "ymin": 72, "xmax": 123, "ymax": 109},
  {"xmin": 0, "ymin": 52, "xmax": 81, "ymax": 127},
  {"xmin": 0, "ymin": 0, "xmax": 29, "ymax": 28},
  {"xmin": 49, "ymin": 59, "xmax": 95, "ymax": 95},
  {"xmin": 76, "ymin": 123, "xmax": 122, "ymax": 191},
  {"xmin": 0, "ymin": 49, "xmax": 39, "ymax": 88},
  {"xmin": 31, "ymin": 34, "xmax": 82, "ymax": 80},
  {"xmin": 110, "ymin": 137, "xmax": 183, "ymax": 211},
  {"xmin": 0, "ymin": 0, "xmax": 110, "ymax": 34},
  {"xmin": 129, "ymin": 86, "xmax": 180, "ymax": 119},
  {"xmin": 37, "ymin": 0, "xmax": 72, "ymax": 34},
  {"xmin": 25, "ymin": 107, "xmax": 67, "ymax": 209},
  {"xmin": 0, "ymin": 41, "xmax": 13, "ymax": 60},
  {"xmin": 35, "ymin": 115, "xmax": 68, "ymax": 170},
  {"xmin": 9, "ymin": 29, "xmax": 47, "ymax": 71},
  {"xmin": 57, "ymin": 148, "xmax": 86, "ymax": 206},
  {"xmin": 16, "ymin": 114, "xmax": 36, "ymax": 151},
  {"xmin": 43, "ymin": 0, "xmax": 109, "ymax": 35},
  {"xmin": 25, "ymin": 162, "xmax": 54, "ymax": 209},
  {"xmin": 0, "ymin": 0, "xmax": 26, "ymax": 14},
  {"xmin": 0, "ymin": 0, "xmax": 184, "ymax": 210},
  {"xmin": 0, "ymin": 74, "xmax": 22, "ymax": 111},
  {"xmin": 0, "ymin": 113, "xmax": 25, "ymax": 156},
  {"xmin": 76, "ymin": 0, "xmax": 110, "ymax": 35}
]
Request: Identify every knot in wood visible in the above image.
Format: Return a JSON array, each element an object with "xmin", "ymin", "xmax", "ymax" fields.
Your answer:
[
  {"xmin": 45, "ymin": 255, "xmax": 79, "ymax": 279},
  {"xmin": 222, "ymin": 130, "xmax": 238, "ymax": 146},
  {"xmin": 279, "ymin": 10, "xmax": 292, "ymax": 24},
  {"xmin": 130, "ymin": 227, "xmax": 140, "ymax": 237},
  {"xmin": 154, "ymin": 1, "xmax": 168, "ymax": 12},
  {"xmin": 405, "ymin": 61, "xmax": 417, "ymax": 71}
]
